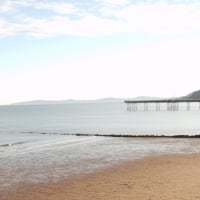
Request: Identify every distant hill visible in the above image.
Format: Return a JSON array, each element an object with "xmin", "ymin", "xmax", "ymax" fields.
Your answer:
[
  {"xmin": 10, "ymin": 90, "xmax": 200, "ymax": 106},
  {"xmin": 182, "ymin": 90, "xmax": 200, "ymax": 100},
  {"xmin": 11, "ymin": 98, "xmax": 124, "ymax": 105},
  {"xmin": 11, "ymin": 96, "xmax": 162, "ymax": 106},
  {"xmin": 127, "ymin": 96, "xmax": 163, "ymax": 101},
  {"xmin": 94, "ymin": 98, "xmax": 124, "ymax": 103}
]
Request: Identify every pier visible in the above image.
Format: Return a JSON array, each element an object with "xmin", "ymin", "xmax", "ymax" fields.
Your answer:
[{"xmin": 125, "ymin": 99, "xmax": 200, "ymax": 111}]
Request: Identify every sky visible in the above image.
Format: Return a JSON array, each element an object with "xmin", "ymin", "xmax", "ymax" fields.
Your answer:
[{"xmin": 0, "ymin": 0, "xmax": 200, "ymax": 104}]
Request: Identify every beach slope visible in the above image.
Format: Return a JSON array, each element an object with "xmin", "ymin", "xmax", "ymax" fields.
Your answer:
[{"xmin": 2, "ymin": 154, "xmax": 200, "ymax": 200}]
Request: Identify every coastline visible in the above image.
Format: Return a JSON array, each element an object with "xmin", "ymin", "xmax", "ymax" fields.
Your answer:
[{"xmin": 2, "ymin": 153, "xmax": 200, "ymax": 200}]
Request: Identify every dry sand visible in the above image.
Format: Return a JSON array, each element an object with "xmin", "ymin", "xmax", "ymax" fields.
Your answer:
[{"xmin": 2, "ymin": 154, "xmax": 200, "ymax": 200}]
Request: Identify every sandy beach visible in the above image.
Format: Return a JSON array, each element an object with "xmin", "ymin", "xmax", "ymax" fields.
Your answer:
[{"xmin": 1, "ymin": 153, "xmax": 200, "ymax": 200}]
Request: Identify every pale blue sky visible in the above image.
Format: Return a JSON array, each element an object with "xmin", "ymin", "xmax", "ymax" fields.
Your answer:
[{"xmin": 1, "ymin": 0, "xmax": 200, "ymax": 104}]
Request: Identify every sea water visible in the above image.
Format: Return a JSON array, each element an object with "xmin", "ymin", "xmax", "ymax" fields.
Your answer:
[{"xmin": 1, "ymin": 102, "xmax": 200, "ymax": 189}]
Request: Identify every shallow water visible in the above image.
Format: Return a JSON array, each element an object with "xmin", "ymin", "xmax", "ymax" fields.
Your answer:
[
  {"xmin": 1, "ymin": 135, "xmax": 200, "ymax": 189},
  {"xmin": 1, "ymin": 102, "xmax": 200, "ymax": 189},
  {"xmin": 1, "ymin": 102, "xmax": 200, "ymax": 137}
]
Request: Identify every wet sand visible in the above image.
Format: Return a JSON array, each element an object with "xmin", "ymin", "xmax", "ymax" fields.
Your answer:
[{"xmin": 2, "ymin": 154, "xmax": 200, "ymax": 200}]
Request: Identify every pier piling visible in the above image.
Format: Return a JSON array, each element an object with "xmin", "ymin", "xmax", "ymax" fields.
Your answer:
[{"xmin": 125, "ymin": 99, "xmax": 200, "ymax": 112}]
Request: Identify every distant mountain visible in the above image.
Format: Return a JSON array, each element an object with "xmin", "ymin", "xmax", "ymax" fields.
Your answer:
[
  {"xmin": 182, "ymin": 90, "xmax": 200, "ymax": 100},
  {"xmin": 127, "ymin": 96, "xmax": 163, "ymax": 101},
  {"xmin": 11, "ymin": 96, "xmax": 162, "ymax": 106},
  {"xmin": 11, "ymin": 90, "xmax": 200, "ymax": 106},
  {"xmin": 12, "ymin": 100, "xmax": 74, "ymax": 105},
  {"xmin": 95, "ymin": 98, "xmax": 124, "ymax": 102},
  {"xmin": 11, "ymin": 98, "xmax": 124, "ymax": 105}
]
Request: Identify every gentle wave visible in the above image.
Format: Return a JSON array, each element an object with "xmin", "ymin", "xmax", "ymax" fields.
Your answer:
[
  {"xmin": 0, "ymin": 134, "xmax": 105, "ymax": 159},
  {"xmin": 0, "ymin": 141, "xmax": 27, "ymax": 147}
]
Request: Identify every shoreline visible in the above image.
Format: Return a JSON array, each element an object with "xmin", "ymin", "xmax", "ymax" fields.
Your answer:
[{"xmin": 2, "ymin": 153, "xmax": 200, "ymax": 200}]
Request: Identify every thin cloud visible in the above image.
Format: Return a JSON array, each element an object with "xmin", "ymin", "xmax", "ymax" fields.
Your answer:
[
  {"xmin": 0, "ymin": 0, "xmax": 13, "ymax": 13},
  {"xmin": 0, "ymin": 0, "xmax": 77, "ymax": 14},
  {"xmin": 0, "ymin": 0, "xmax": 200, "ymax": 38},
  {"xmin": 0, "ymin": 19, "xmax": 15, "ymax": 37},
  {"xmin": 102, "ymin": 0, "xmax": 129, "ymax": 6},
  {"xmin": 15, "ymin": 15, "xmax": 126, "ymax": 37},
  {"xmin": 100, "ymin": 1, "xmax": 200, "ymax": 34},
  {"xmin": 19, "ymin": 1, "xmax": 77, "ymax": 15}
]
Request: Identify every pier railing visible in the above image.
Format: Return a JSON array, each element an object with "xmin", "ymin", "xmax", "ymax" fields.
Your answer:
[{"xmin": 124, "ymin": 99, "xmax": 200, "ymax": 111}]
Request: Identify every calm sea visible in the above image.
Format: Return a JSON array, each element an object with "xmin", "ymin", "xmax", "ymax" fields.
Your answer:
[{"xmin": 1, "ymin": 102, "xmax": 200, "ymax": 189}]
